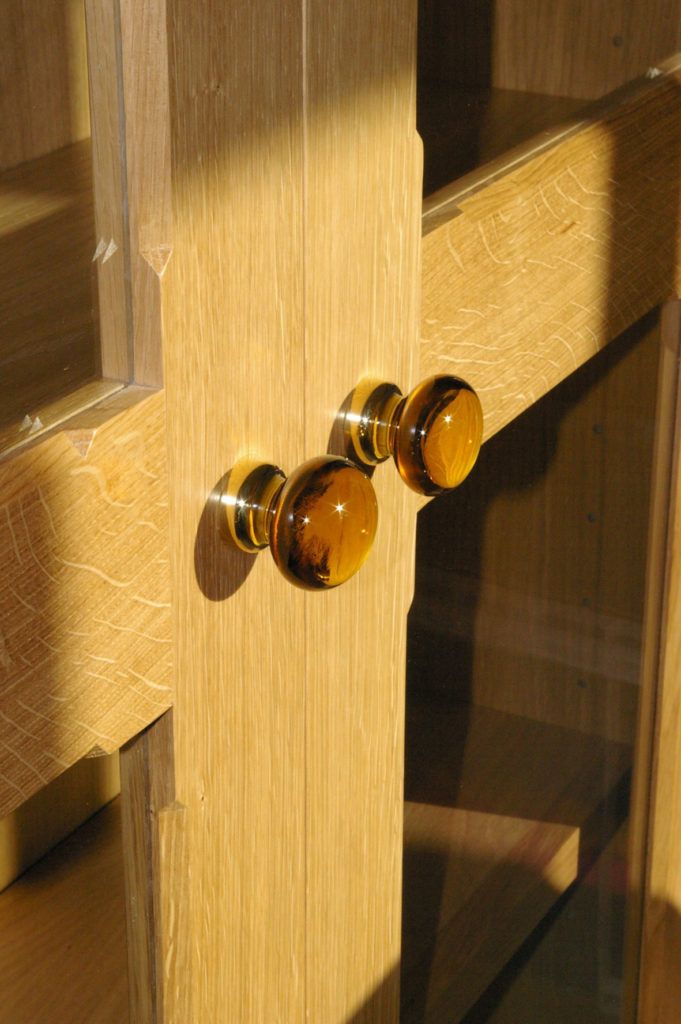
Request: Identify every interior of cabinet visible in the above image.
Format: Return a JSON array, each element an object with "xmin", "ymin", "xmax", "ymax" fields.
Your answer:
[
  {"xmin": 406, "ymin": 7, "xmax": 681, "ymax": 1017},
  {"xmin": 401, "ymin": 311, "xmax": 664, "ymax": 1023},
  {"xmin": 0, "ymin": 0, "xmax": 112, "ymax": 456},
  {"xmin": 418, "ymin": 0, "xmax": 681, "ymax": 197},
  {"xmin": 0, "ymin": 800, "xmax": 128, "ymax": 1024}
]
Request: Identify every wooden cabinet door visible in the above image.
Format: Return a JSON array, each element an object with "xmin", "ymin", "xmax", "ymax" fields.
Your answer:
[{"xmin": 4, "ymin": 5, "xmax": 681, "ymax": 1024}]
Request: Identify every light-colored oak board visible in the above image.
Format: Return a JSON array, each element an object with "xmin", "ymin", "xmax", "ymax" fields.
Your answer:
[
  {"xmin": 123, "ymin": 1, "xmax": 421, "ymax": 1020},
  {"xmin": 0, "ymin": 749, "xmax": 119, "ymax": 893},
  {"xmin": 0, "ymin": 0, "xmax": 90, "ymax": 172},
  {"xmin": 120, "ymin": 713, "xmax": 175, "ymax": 1024},
  {"xmin": 0, "ymin": 799, "xmax": 128, "ymax": 1024},
  {"xmin": 302, "ymin": 2, "xmax": 421, "ymax": 1019},
  {"xmin": 84, "ymin": 0, "xmax": 169, "ymax": 387},
  {"xmin": 420, "ymin": 59, "xmax": 681, "ymax": 444},
  {"xmin": 0, "ymin": 386, "xmax": 170, "ymax": 818},
  {"xmin": 152, "ymin": 4, "xmax": 308, "ymax": 1020},
  {"xmin": 0, "ymin": 139, "xmax": 101, "ymax": 438},
  {"xmin": 401, "ymin": 700, "xmax": 632, "ymax": 1023}
]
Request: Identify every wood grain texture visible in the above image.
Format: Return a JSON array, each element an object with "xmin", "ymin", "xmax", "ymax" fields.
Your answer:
[
  {"xmin": 0, "ymin": 0, "xmax": 90, "ymax": 172},
  {"xmin": 0, "ymin": 140, "xmax": 101, "ymax": 439},
  {"xmin": 302, "ymin": 3, "xmax": 420, "ymax": 1020},
  {"xmin": 0, "ymin": 800, "xmax": 128, "ymax": 1024},
  {"xmin": 0, "ymin": 387, "xmax": 170, "ymax": 817},
  {"xmin": 156, "ymin": 4, "xmax": 307, "ymax": 1020},
  {"xmin": 421, "ymin": 61, "xmax": 681, "ymax": 443},
  {"xmin": 120, "ymin": 714, "xmax": 175, "ymax": 1024},
  {"xmin": 401, "ymin": 699, "xmax": 630, "ymax": 1023},
  {"xmin": 125, "ymin": 2, "xmax": 421, "ymax": 1021},
  {"xmin": 638, "ymin": 302, "xmax": 681, "ymax": 1023}
]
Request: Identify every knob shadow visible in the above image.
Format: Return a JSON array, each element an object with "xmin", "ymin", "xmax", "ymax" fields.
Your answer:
[{"xmin": 194, "ymin": 470, "xmax": 257, "ymax": 601}]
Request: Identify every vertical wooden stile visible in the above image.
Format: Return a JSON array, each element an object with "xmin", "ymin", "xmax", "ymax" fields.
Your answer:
[{"xmin": 119, "ymin": 1, "xmax": 421, "ymax": 1021}]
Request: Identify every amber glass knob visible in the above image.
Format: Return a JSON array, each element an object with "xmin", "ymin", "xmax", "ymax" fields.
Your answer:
[
  {"xmin": 345, "ymin": 374, "xmax": 483, "ymax": 496},
  {"xmin": 220, "ymin": 455, "xmax": 378, "ymax": 590}
]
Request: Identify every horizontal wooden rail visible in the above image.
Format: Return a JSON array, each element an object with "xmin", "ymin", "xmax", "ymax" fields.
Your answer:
[
  {"xmin": 421, "ymin": 56, "xmax": 681, "ymax": 440},
  {"xmin": 0, "ymin": 388, "xmax": 170, "ymax": 816}
]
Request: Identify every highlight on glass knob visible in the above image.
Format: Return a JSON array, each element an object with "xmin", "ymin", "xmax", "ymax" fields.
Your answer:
[
  {"xmin": 345, "ymin": 374, "xmax": 483, "ymax": 496},
  {"xmin": 220, "ymin": 455, "xmax": 378, "ymax": 590}
]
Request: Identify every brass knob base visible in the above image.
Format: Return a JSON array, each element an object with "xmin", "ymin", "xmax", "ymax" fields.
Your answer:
[{"xmin": 220, "ymin": 461, "xmax": 286, "ymax": 552}]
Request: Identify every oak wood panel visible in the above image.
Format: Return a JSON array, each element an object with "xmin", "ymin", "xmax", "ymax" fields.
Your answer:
[
  {"xmin": 152, "ymin": 4, "xmax": 307, "ymax": 1020},
  {"xmin": 0, "ymin": 140, "xmax": 101, "ymax": 439},
  {"xmin": 0, "ymin": 379, "xmax": 122, "ymax": 459},
  {"xmin": 120, "ymin": 714, "xmax": 174, "ymax": 1024},
  {"xmin": 124, "ymin": 1, "xmax": 421, "ymax": 1021},
  {"xmin": 0, "ymin": 800, "xmax": 128, "ymax": 1024},
  {"xmin": 421, "ymin": 61, "xmax": 681, "ymax": 444},
  {"xmin": 0, "ymin": 387, "xmax": 171, "ymax": 817},
  {"xmin": 302, "ymin": 3, "xmax": 420, "ymax": 1020},
  {"xmin": 0, "ymin": 0, "xmax": 90, "ymax": 172}
]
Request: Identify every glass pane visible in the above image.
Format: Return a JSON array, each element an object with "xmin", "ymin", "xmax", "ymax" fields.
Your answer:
[{"xmin": 402, "ymin": 312, "xmax": 665, "ymax": 1023}]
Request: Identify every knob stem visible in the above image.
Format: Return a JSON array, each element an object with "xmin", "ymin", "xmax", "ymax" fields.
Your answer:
[
  {"xmin": 221, "ymin": 462, "xmax": 286, "ymax": 552},
  {"xmin": 347, "ymin": 379, "xmax": 405, "ymax": 465}
]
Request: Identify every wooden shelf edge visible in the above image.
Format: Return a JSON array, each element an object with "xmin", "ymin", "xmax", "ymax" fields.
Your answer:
[
  {"xmin": 401, "ymin": 700, "xmax": 632, "ymax": 1023},
  {"xmin": 422, "ymin": 51, "xmax": 681, "ymax": 230},
  {"xmin": 402, "ymin": 805, "xmax": 579, "ymax": 1024}
]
